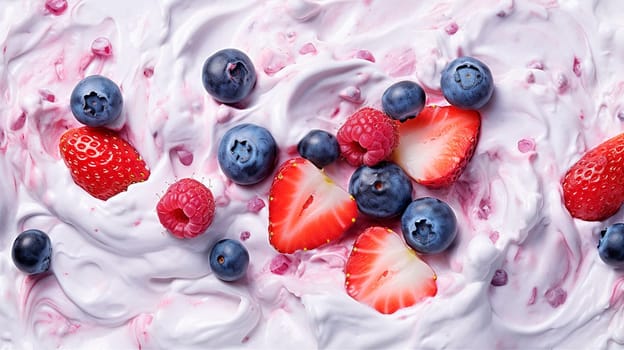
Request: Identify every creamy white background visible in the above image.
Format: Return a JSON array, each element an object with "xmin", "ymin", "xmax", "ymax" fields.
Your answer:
[{"xmin": 1, "ymin": 0, "xmax": 624, "ymax": 349}]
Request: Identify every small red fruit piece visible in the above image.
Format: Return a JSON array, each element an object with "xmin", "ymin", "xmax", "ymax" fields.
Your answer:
[
  {"xmin": 562, "ymin": 133, "xmax": 624, "ymax": 221},
  {"xmin": 59, "ymin": 127, "xmax": 150, "ymax": 200},
  {"xmin": 45, "ymin": 0, "xmax": 68, "ymax": 15},
  {"xmin": 268, "ymin": 157, "xmax": 358, "ymax": 254},
  {"xmin": 157, "ymin": 178, "xmax": 215, "ymax": 239},
  {"xmin": 337, "ymin": 107, "xmax": 399, "ymax": 166},
  {"xmin": 345, "ymin": 226, "xmax": 437, "ymax": 314},
  {"xmin": 393, "ymin": 105, "xmax": 480, "ymax": 188}
]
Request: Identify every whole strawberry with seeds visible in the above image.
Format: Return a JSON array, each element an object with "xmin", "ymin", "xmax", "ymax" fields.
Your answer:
[
  {"xmin": 337, "ymin": 107, "xmax": 399, "ymax": 167},
  {"xmin": 157, "ymin": 178, "xmax": 215, "ymax": 239},
  {"xmin": 562, "ymin": 133, "xmax": 624, "ymax": 221},
  {"xmin": 59, "ymin": 126, "xmax": 150, "ymax": 200},
  {"xmin": 393, "ymin": 105, "xmax": 480, "ymax": 188},
  {"xmin": 268, "ymin": 157, "xmax": 358, "ymax": 254},
  {"xmin": 345, "ymin": 226, "xmax": 437, "ymax": 314}
]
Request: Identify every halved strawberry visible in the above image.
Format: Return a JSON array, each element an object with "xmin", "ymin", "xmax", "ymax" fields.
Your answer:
[
  {"xmin": 268, "ymin": 157, "xmax": 358, "ymax": 254},
  {"xmin": 393, "ymin": 105, "xmax": 480, "ymax": 188},
  {"xmin": 562, "ymin": 133, "xmax": 624, "ymax": 221},
  {"xmin": 345, "ymin": 226, "xmax": 437, "ymax": 314}
]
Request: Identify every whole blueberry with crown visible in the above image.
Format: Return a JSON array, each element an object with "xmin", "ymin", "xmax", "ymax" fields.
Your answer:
[
  {"xmin": 382, "ymin": 80, "xmax": 426, "ymax": 122},
  {"xmin": 209, "ymin": 239, "xmax": 249, "ymax": 282},
  {"xmin": 598, "ymin": 223, "xmax": 624, "ymax": 268},
  {"xmin": 401, "ymin": 197, "xmax": 457, "ymax": 254},
  {"xmin": 349, "ymin": 161, "xmax": 413, "ymax": 219},
  {"xmin": 441, "ymin": 56, "xmax": 494, "ymax": 109},
  {"xmin": 202, "ymin": 48, "xmax": 257, "ymax": 104},
  {"xmin": 70, "ymin": 75, "xmax": 123, "ymax": 127},
  {"xmin": 12, "ymin": 229, "xmax": 52, "ymax": 275},
  {"xmin": 218, "ymin": 123, "xmax": 277, "ymax": 185}
]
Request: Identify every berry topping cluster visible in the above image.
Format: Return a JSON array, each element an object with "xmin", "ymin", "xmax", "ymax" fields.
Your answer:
[{"xmin": 15, "ymin": 35, "xmax": 622, "ymax": 324}]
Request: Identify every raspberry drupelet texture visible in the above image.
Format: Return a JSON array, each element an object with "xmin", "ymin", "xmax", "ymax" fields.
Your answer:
[
  {"xmin": 337, "ymin": 107, "xmax": 399, "ymax": 166},
  {"xmin": 157, "ymin": 178, "xmax": 216, "ymax": 239}
]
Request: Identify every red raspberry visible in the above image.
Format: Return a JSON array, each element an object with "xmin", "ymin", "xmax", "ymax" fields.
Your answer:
[
  {"xmin": 336, "ymin": 107, "xmax": 399, "ymax": 166},
  {"xmin": 157, "ymin": 178, "xmax": 215, "ymax": 239}
]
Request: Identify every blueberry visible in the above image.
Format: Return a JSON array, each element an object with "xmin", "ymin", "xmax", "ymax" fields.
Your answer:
[
  {"xmin": 12, "ymin": 229, "xmax": 52, "ymax": 275},
  {"xmin": 349, "ymin": 162, "xmax": 413, "ymax": 219},
  {"xmin": 401, "ymin": 197, "xmax": 457, "ymax": 254},
  {"xmin": 218, "ymin": 123, "xmax": 277, "ymax": 185},
  {"xmin": 297, "ymin": 130, "xmax": 340, "ymax": 168},
  {"xmin": 381, "ymin": 81, "xmax": 426, "ymax": 122},
  {"xmin": 209, "ymin": 239, "xmax": 249, "ymax": 282},
  {"xmin": 440, "ymin": 56, "xmax": 494, "ymax": 109},
  {"xmin": 202, "ymin": 48, "xmax": 257, "ymax": 104},
  {"xmin": 70, "ymin": 75, "xmax": 123, "ymax": 127},
  {"xmin": 598, "ymin": 223, "xmax": 624, "ymax": 268}
]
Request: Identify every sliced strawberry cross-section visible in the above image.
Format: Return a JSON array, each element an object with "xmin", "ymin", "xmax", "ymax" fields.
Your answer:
[
  {"xmin": 345, "ymin": 226, "xmax": 437, "ymax": 314},
  {"xmin": 393, "ymin": 105, "xmax": 480, "ymax": 188},
  {"xmin": 268, "ymin": 157, "xmax": 358, "ymax": 254}
]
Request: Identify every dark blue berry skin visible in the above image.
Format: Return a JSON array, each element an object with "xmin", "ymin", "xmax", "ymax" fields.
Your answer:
[
  {"xmin": 440, "ymin": 56, "xmax": 494, "ymax": 110},
  {"xmin": 401, "ymin": 197, "xmax": 457, "ymax": 254},
  {"xmin": 381, "ymin": 81, "xmax": 426, "ymax": 122},
  {"xmin": 202, "ymin": 49, "xmax": 257, "ymax": 104},
  {"xmin": 348, "ymin": 162, "xmax": 413, "ymax": 219},
  {"xmin": 70, "ymin": 75, "xmax": 123, "ymax": 127},
  {"xmin": 297, "ymin": 130, "xmax": 340, "ymax": 168},
  {"xmin": 218, "ymin": 123, "xmax": 277, "ymax": 185},
  {"xmin": 209, "ymin": 239, "xmax": 249, "ymax": 282},
  {"xmin": 598, "ymin": 224, "xmax": 624, "ymax": 268},
  {"xmin": 12, "ymin": 229, "xmax": 52, "ymax": 275}
]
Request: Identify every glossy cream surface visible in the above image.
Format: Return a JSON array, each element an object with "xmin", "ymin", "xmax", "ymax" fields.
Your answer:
[{"xmin": 1, "ymin": 0, "xmax": 624, "ymax": 349}]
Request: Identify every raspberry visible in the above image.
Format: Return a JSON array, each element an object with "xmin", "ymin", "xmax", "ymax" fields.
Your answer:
[
  {"xmin": 157, "ymin": 178, "xmax": 215, "ymax": 239},
  {"xmin": 337, "ymin": 107, "xmax": 399, "ymax": 166}
]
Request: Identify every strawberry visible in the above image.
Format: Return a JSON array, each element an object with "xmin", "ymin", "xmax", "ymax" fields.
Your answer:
[
  {"xmin": 562, "ymin": 133, "xmax": 624, "ymax": 221},
  {"xmin": 392, "ymin": 105, "xmax": 480, "ymax": 188},
  {"xmin": 268, "ymin": 157, "xmax": 358, "ymax": 254},
  {"xmin": 345, "ymin": 226, "xmax": 437, "ymax": 314},
  {"xmin": 59, "ymin": 127, "xmax": 150, "ymax": 200}
]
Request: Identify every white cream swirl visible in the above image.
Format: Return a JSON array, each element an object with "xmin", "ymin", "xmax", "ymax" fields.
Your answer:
[{"xmin": 1, "ymin": 0, "xmax": 624, "ymax": 349}]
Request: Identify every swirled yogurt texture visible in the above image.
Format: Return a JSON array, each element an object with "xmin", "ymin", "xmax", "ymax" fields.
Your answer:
[{"xmin": 2, "ymin": 0, "xmax": 624, "ymax": 349}]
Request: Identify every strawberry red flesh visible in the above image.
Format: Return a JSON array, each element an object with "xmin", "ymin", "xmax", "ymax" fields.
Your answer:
[
  {"xmin": 345, "ymin": 226, "xmax": 437, "ymax": 314},
  {"xmin": 562, "ymin": 133, "xmax": 624, "ymax": 221},
  {"xmin": 268, "ymin": 157, "xmax": 357, "ymax": 254},
  {"xmin": 393, "ymin": 105, "xmax": 480, "ymax": 188}
]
